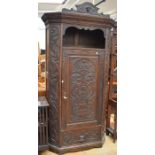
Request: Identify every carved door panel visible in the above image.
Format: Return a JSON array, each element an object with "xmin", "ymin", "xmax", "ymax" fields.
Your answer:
[{"xmin": 62, "ymin": 48, "xmax": 105, "ymax": 130}]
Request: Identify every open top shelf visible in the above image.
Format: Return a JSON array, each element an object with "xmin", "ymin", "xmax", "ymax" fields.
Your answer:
[{"xmin": 63, "ymin": 27, "xmax": 105, "ymax": 49}]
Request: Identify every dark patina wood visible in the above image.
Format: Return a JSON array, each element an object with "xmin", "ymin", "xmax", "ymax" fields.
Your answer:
[{"xmin": 42, "ymin": 2, "xmax": 116, "ymax": 154}]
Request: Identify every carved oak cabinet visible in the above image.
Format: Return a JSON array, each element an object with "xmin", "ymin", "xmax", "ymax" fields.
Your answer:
[{"xmin": 42, "ymin": 2, "xmax": 116, "ymax": 154}]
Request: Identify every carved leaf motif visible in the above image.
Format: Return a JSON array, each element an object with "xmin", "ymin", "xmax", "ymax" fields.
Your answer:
[
  {"xmin": 48, "ymin": 24, "xmax": 60, "ymax": 145},
  {"xmin": 62, "ymin": 2, "xmax": 110, "ymax": 18},
  {"xmin": 76, "ymin": 2, "xmax": 99, "ymax": 15},
  {"xmin": 70, "ymin": 57, "xmax": 97, "ymax": 122}
]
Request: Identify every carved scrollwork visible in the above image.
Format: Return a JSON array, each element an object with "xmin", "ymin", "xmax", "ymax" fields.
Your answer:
[
  {"xmin": 63, "ymin": 24, "xmax": 105, "ymax": 36},
  {"xmin": 69, "ymin": 57, "xmax": 97, "ymax": 122},
  {"xmin": 48, "ymin": 24, "xmax": 61, "ymax": 145},
  {"xmin": 62, "ymin": 2, "xmax": 110, "ymax": 18}
]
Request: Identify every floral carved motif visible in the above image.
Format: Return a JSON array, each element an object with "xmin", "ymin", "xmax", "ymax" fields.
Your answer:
[
  {"xmin": 48, "ymin": 24, "xmax": 61, "ymax": 145},
  {"xmin": 62, "ymin": 2, "xmax": 110, "ymax": 18},
  {"xmin": 70, "ymin": 57, "xmax": 97, "ymax": 123}
]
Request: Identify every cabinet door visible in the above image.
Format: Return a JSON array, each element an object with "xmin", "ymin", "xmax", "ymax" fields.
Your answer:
[{"xmin": 62, "ymin": 48, "xmax": 105, "ymax": 130}]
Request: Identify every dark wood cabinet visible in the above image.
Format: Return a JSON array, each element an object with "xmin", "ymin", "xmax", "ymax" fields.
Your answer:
[{"xmin": 42, "ymin": 2, "xmax": 116, "ymax": 154}]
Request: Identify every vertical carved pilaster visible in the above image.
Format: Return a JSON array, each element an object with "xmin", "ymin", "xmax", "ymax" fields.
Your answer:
[
  {"xmin": 48, "ymin": 24, "xmax": 61, "ymax": 145},
  {"xmin": 102, "ymin": 29, "xmax": 111, "ymax": 133}
]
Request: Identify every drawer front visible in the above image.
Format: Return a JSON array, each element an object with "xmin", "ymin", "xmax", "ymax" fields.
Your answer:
[{"xmin": 62, "ymin": 127, "xmax": 101, "ymax": 146}]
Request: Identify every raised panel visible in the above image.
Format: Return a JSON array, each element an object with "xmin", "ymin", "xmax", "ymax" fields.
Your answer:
[
  {"xmin": 69, "ymin": 56, "xmax": 98, "ymax": 123},
  {"xmin": 62, "ymin": 48, "xmax": 105, "ymax": 130}
]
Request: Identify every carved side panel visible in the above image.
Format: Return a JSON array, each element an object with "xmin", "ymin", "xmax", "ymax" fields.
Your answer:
[
  {"xmin": 69, "ymin": 57, "xmax": 97, "ymax": 123},
  {"xmin": 102, "ymin": 29, "xmax": 111, "ymax": 133},
  {"xmin": 48, "ymin": 24, "xmax": 61, "ymax": 145}
]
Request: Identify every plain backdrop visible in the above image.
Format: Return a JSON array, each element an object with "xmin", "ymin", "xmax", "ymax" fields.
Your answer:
[{"xmin": 0, "ymin": 0, "xmax": 155, "ymax": 155}]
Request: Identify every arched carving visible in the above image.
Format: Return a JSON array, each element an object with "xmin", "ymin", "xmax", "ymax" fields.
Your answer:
[
  {"xmin": 63, "ymin": 24, "xmax": 105, "ymax": 36},
  {"xmin": 63, "ymin": 25, "xmax": 106, "ymax": 49}
]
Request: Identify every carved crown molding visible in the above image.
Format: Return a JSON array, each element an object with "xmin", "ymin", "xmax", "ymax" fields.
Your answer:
[{"xmin": 62, "ymin": 2, "xmax": 110, "ymax": 18}]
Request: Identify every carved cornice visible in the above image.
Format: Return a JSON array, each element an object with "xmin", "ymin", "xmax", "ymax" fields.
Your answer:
[
  {"xmin": 41, "ymin": 2, "xmax": 116, "ymax": 28},
  {"xmin": 42, "ymin": 13, "xmax": 116, "ymax": 29}
]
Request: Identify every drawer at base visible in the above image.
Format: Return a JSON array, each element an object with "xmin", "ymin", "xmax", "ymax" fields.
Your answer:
[{"xmin": 62, "ymin": 127, "xmax": 102, "ymax": 146}]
